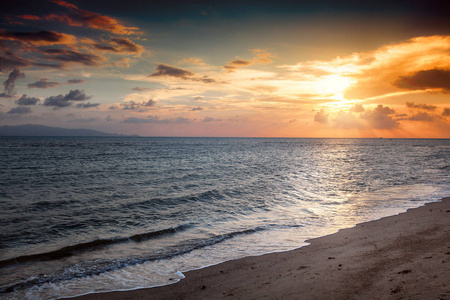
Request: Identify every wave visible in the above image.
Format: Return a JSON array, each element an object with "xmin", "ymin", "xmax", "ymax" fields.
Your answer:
[
  {"xmin": 0, "ymin": 224, "xmax": 296, "ymax": 294},
  {"xmin": 0, "ymin": 224, "xmax": 192, "ymax": 268}
]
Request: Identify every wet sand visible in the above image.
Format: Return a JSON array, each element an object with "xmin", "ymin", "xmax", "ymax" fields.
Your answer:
[{"xmin": 69, "ymin": 197, "xmax": 450, "ymax": 300}]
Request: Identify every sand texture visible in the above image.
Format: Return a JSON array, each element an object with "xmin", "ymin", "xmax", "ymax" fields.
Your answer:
[{"xmin": 70, "ymin": 198, "xmax": 450, "ymax": 300}]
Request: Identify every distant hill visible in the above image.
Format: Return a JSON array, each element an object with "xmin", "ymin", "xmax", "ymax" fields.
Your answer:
[{"xmin": 0, "ymin": 124, "xmax": 124, "ymax": 137}]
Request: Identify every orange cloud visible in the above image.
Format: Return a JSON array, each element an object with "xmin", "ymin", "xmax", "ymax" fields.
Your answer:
[
  {"xmin": 48, "ymin": 0, "xmax": 140, "ymax": 35},
  {"xmin": 179, "ymin": 58, "xmax": 206, "ymax": 65},
  {"xmin": 223, "ymin": 49, "xmax": 274, "ymax": 72},
  {"xmin": 93, "ymin": 37, "xmax": 144, "ymax": 55}
]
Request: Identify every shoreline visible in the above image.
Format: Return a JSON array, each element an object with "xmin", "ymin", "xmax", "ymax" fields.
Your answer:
[{"xmin": 67, "ymin": 197, "xmax": 450, "ymax": 300}]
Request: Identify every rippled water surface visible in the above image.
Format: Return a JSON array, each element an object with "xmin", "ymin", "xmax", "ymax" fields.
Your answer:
[{"xmin": 1, "ymin": 137, "xmax": 449, "ymax": 299}]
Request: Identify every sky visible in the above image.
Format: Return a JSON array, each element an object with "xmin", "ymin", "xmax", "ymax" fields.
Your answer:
[{"xmin": 0, "ymin": 0, "xmax": 449, "ymax": 137}]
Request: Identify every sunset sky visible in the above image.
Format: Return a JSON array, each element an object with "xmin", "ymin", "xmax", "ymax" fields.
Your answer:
[{"xmin": 1, "ymin": 0, "xmax": 449, "ymax": 137}]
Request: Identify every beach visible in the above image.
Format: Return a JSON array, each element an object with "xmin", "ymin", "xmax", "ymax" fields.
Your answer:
[{"xmin": 70, "ymin": 197, "xmax": 450, "ymax": 300}]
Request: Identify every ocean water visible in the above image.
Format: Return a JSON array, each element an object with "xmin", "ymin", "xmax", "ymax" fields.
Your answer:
[{"xmin": 0, "ymin": 137, "xmax": 449, "ymax": 299}]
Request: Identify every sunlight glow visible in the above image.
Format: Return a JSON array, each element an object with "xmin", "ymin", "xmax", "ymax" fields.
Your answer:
[{"xmin": 314, "ymin": 74, "xmax": 356, "ymax": 100}]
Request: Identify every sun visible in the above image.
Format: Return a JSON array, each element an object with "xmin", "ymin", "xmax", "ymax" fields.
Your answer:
[{"xmin": 314, "ymin": 74, "xmax": 356, "ymax": 100}]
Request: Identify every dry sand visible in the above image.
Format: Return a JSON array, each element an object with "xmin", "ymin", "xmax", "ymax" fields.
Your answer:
[{"xmin": 70, "ymin": 198, "xmax": 450, "ymax": 300}]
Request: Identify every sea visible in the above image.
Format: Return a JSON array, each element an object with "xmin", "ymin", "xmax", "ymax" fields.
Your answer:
[{"xmin": 0, "ymin": 137, "xmax": 449, "ymax": 299}]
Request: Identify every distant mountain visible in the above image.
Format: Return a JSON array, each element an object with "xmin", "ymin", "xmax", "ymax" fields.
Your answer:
[{"xmin": 0, "ymin": 124, "xmax": 124, "ymax": 137}]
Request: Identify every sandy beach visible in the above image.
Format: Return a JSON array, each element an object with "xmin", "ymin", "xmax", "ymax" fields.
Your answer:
[{"xmin": 70, "ymin": 197, "xmax": 450, "ymax": 300}]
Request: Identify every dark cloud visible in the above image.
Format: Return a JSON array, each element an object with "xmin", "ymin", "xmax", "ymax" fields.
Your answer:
[
  {"xmin": 75, "ymin": 102, "xmax": 100, "ymax": 108},
  {"xmin": 0, "ymin": 29, "xmax": 74, "ymax": 45},
  {"xmin": 67, "ymin": 79, "xmax": 85, "ymax": 84},
  {"xmin": 3, "ymin": 69, "xmax": 25, "ymax": 96},
  {"xmin": 394, "ymin": 68, "xmax": 450, "ymax": 92},
  {"xmin": 28, "ymin": 78, "xmax": 60, "ymax": 89},
  {"xmin": 150, "ymin": 64, "xmax": 194, "ymax": 78},
  {"xmin": 42, "ymin": 49, "xmax": 102, "ymax": 66},
  {"xmin": 150, "ymin": 64, "xmax": 217, "ymax": 83},
  {"xmin": 16, "ymin": 94, "xmax": 40, "ymax": 105},
  {"xmin": 443, "ymin": 108, "xmax": 450, "ymax": 117},
  {"xmin": 48, "ymin": 0, "xmax": 139, "ymax": 35},
  {"xmin": 43, "ymin": 89, "xmax": 91, "ymax": 108},
  {"xmin": 28, "ymin": 78, "xmax": 85, "ymax": 88},
  {"xmin": 109, "ymin": 105, "xmax": 119, "ymax": 109},
  {"xmin": 405, "ymin": 102, "xmax": 437, "ymax": 111},
  {"xmin": 121, "ymin": 99, "xmax": 155, "ymax": 110},
  {"xmin": 408, "ymin": 112, "xmax": 436, "ymax": 122},
  {"xmin": 105, "ymin": 115, "xmax": 112, "ymax": 122},
  {"xmin": 362, "ymin": 105, "xmax": 398, "ymax": 129},
  {"xmin": 7, "ymin": 106, "xmax": 31, "ymax": 114},
  {"xmin": 44, "ymin": 94, "xmax": 71, "ymax": 107},
  {"xmin": 0, "ymin": 92, "xmax": 13, "ymax": 98},
  {"xmin": 314, "ymin": 109, "xmax": 328, "ymax": 123},
  {"xmin": 191, "ymin": 106, "xmax": 203, "ymax": 111},
  {"xmin": 65, "ymin": 89, "xmax": 91, "ymax": 101},
  {"xmin": 110, "ymin": 37, "xmax": 142, "ymax": 53},
  {"xmin": 142, "ymin": 99, "xmax": 155, "ymax": 107},
  {"xmin": 0, "ymin": 51, "xmax": 32, "ymax": 71},
  {"xmin": 93, "ymin": 44, "xmax": 118, "ymax": 52}
]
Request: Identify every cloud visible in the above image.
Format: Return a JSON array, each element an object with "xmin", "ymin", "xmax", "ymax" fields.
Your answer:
[
  {"xmin": 0, "ymin": 93, "xmax": 13, "ymax": 98},
  {"xmin": 28, "ymin": 78, "xmax": 60, "ymax": 89},
  {"xmin": 408, "ymin": 112, "xmax": 437, "ymax": 122},
  {"xmin": 394, "ymin": 68, "xmax": 450, "ymax": 93},
  {"xmin": 7, "ymin": 106, "xmax": 32, "ymax": 114},
  {"xmin": 28, "ymin": 78, "xmax": 86, "ymax": 89},
  {"xmin": 314, "ymin": 109, "xmax": 328, "ymax": 123},
  {"xmin": 121, "ymin": 99, "xmax": 155, "ymax": 110},
  {"xmin": 3, "ymin": 69, "xmax": 25, "ymax": 96},
  {"xmin": 16, "ymin": 94, "xmax": 40, "ymax": 105},
  {"xmin": 252, "ymin": 49, "xmax": 274, "ymax": 65},
  {"xmin": 361, "ymin": 105, "xmax": 398, "ymax": 129},
  {"xmin": 191, "ymin": 106, "xmax": 203, "ymax": 111},
  {"xmin": 405, "ymin": 102, "xmax": 437, "ymax": 111},
  {"xmin": 93, "ymin": 37, "xmax": 144, "ymax": 55},
  {"xmin": 67, "ymin": 117, "xmax": 97, "ymax": 122},
  {"xmin": 142, "ymin": 99, "xmax": 155, "ymax": 107},
  {"xmin": 123, "ymin": 116, "xmax": 192, "ymax": 124},
  {"xmin": 67, "ymin": 79, "xmax": 85, "ymax": 84},
  {"xmin": 114, "ymin": 57, "xmax": 132, "ymax": 68},
  {"xmin": 223, "ymin": 50, "xmax": 274, "ymax": 72},
  {"xmin": 179, "ymin": 58, "xmax": 206, "ymax": 65},
  {"xmin": 0, "ymin": 29, "xmax": 77, "ymax": 46},
  {"xmin": 41, "ymin": 49, "xmax": 103, "ymax": 67},
  {"xmin": 350, "ymin": 104, "xmax": 365, "ymax": 113},
  {"xmin": 149, "ymin": 64, "xmax": 217, "ymax": 83},
  {"xmin": 48, "ymin": 0, "xmax": 140, "ymax": 35},
  {"xmin": 0, "ymin": 50, "xmax": 32, "ymax": 71},
  {"xmin": 223, "ymin": 59, "xmax": 252, "ymax": 72},
  {"xmin": 443, "ymin": 108, "xmax": 450, "ymax": 117},
  {"xmin": 202, "ymin": 117, "xmax": 220, "ymax": 122},
  {"xmin": 75, "ymin": 102, "xmax": 100, "ymax": 108},
  {"xmin": 133, "ymin": 87, "xmax": 152, "ymax": 91},
  {"xmin": 332, "ymin": 110, "xmax": 364, "ymax": 129},
  {"xmin": 151, "ymin": 64, "xmax": 194, "ymax": 78},
  {"xmin": 43, "ymin": 89, "xmax": 91, "ymax": 108}
]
